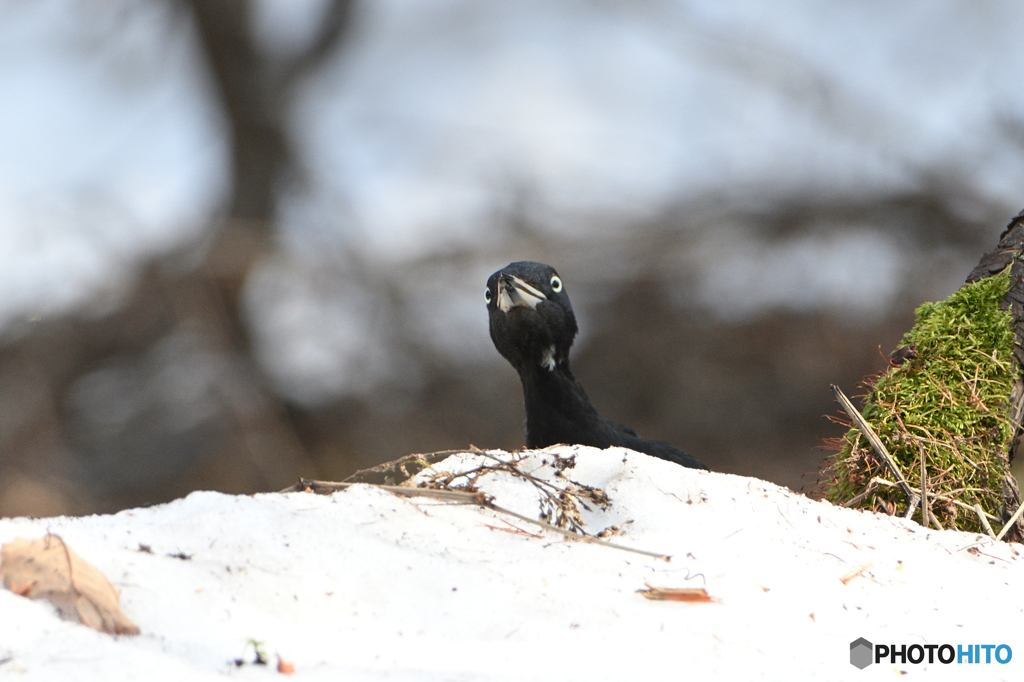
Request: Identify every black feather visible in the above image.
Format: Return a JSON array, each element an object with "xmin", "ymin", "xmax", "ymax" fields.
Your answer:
[{"xmin": 486, "ymin": 261, "xmax": 707, "ymax": 471}]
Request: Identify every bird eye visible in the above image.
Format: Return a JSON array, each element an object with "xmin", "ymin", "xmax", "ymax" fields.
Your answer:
[
  {"xmin": 550, "ymin": 275, "xmax": 562, "ymax": 292},
  {"xmin": 484, "ymin": 288, "xmax": 492, "ymax": 304}
]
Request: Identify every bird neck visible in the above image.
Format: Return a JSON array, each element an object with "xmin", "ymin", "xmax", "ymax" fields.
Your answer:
[{"xmin": 517, "ymin": 360, "xmax": 603, "ymax": 448}]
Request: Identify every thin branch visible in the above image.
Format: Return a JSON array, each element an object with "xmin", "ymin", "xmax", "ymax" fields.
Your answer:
[
  {"xmin": 279, "ymin": 0, "xmax": 354, "ymax": 88},
  {"xmin": 839, "ymin": 561, "xmax": 873, "ymax": 585},
  {"xmin": 904, "ymin": 495, "xmax": 920, "ymax": 519},
  {"xmin": 975, "ymin": 503, "xmax": 996, "ymax": 538},
  {"xmin": 861, "ymin": 476, "xmax": 1001, "ymax": 521},
  {"xmin": 279, "ymin": 476, "xmax": 671, "ymax": 560},
  {"xmin": 279, "ymin": 478, "xmax": 484, "ymax": 503},
  {"xmin": 843, "ymin": 478, "xmax": 881, "ymax": 508},
  {"xmin": 919, "ymin": 441, "xmax": 930, "ymax": 529},
  {"xmin": 486, "ymin": 500, "xmax": 671, "ymax": 561},
  {"xmin": 996, "ymin": 500, "xmax": 1024, "ymax": 541},
  {"xmin": 831, "ymin": 384, "xmax": 916, "ymax": 502}
]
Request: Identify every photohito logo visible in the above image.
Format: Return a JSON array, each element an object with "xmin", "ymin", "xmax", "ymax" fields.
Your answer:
[
  {"xmin": 850, "ymin": 638, "xmax": 873, "ymax": 669},
  {"xmin": 850, "ymin": 638, "xmax": 1012, "ymax": 668}
]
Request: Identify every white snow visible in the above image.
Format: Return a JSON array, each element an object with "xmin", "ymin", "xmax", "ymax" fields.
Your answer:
[{"xmin": 1, "ymin": 446, "xmax": 1020, "ymax": 680}]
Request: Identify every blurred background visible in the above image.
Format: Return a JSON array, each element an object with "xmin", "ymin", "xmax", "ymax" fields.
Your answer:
[{"xmin": 2, "ymin": 0, "xmax": 1023, "ymax": 517}]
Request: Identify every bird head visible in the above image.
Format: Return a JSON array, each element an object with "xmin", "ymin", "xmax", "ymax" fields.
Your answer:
[{"xmin": 485, "ymin": 261, "xmax": 578, "ymax": 373}]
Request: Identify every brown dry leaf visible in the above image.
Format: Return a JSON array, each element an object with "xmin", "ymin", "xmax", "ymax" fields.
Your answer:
[
  {"xmin": 0, "ymin": 535, "xmax": 139, "ymax": 635},
  {"xmin": 637, "ymin": 585, "xmax": 719, "ymax": 603},
  {"xmin": 277, "ymin": 655, "xmax": 296, "ymax": 674}
]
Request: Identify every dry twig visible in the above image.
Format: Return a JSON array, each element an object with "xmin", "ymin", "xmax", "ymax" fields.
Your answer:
[
  {"xmin": 637, "ymin": 585, "xmax": 717, "ymax": 603},
  {"xmin": 831, "ymin": 385, "xmax": 916, "ymax": 503},
  {"xmin": 839, "ymin": 561, "xmax": 873, "ymax": 585},
  {"xmin": 975, "ymin": 503, "xmax": 996, "ymax": 538},
  {"xmin": 996, "ymin": 501, "xmax": 1024, "ymax": 541},
  {"xmin": 280, "ymin": 466, "xmax": 671, "ymax": 561}
]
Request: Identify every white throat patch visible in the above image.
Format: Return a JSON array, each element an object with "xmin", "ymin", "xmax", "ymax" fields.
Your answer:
[{"xmin": 540, "ymin": 345, "xmax": 556, "ymax": 371}]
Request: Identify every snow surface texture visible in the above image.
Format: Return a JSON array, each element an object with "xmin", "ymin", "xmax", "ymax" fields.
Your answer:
[{"xmin": 0, "ymin": 446, "xmax": 1020, "ymax": 680}]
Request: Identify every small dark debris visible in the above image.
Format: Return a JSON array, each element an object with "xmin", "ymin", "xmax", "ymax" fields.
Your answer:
[
  {"xmin": 889, "ymin": 344, "xmax": 918, "ymax": 366},
  {"xmin": 553, "ymin": 455, "xmax": 577, "ymax": 471}
]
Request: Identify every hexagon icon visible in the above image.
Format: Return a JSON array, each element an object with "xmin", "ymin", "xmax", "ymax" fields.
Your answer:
[{"xmin": 850, "ymin": 638, "xmax": 873, "ymax": 669}]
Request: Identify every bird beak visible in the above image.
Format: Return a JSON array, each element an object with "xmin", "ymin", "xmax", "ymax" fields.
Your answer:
[{"xmin": 497, "ymin": 274, "xmax": 547, "ymax": 312}]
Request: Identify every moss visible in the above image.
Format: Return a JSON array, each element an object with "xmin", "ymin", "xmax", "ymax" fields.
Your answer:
[{"xmin": 822, "ymin": 268, "xmax": 1016, "ymax": 534}]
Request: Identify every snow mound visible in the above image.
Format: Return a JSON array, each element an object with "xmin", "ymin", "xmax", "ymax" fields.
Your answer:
[{"xmin": 0, "ymin": 446, "xmax": 1020, "ymax": 680}]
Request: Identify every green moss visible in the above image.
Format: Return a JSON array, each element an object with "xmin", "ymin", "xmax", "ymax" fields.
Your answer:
[{"xmin": 823, "ymin": 268, "xmax": 1016, "ymax": 533}]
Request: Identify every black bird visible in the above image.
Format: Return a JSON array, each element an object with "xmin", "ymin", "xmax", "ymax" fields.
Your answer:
[{"xmin": 485, "ymin": 261, "xmax": 707, "ymax": 470}]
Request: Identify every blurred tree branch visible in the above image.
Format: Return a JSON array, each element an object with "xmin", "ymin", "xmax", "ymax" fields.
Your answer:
[
  {"xmin": 0, "ymin": 0, "xmax": 354, "ymax": 515},
  {"xmin": 187, "ymin": 0, "xmax": 352, "ymax": 226},
  {"xmin": 183, "ymin": 0, "xmax": 354, "ymax": 358}
]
